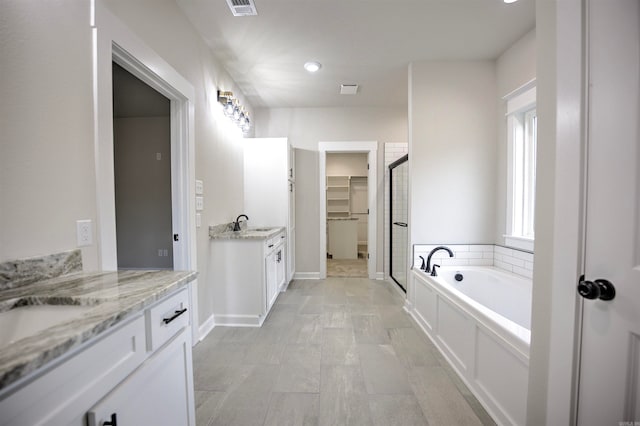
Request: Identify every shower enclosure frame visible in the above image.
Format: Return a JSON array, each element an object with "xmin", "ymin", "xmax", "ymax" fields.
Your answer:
[{"xmin": 389, "ymin": 154, "xmax": 408, "ymax": 292}]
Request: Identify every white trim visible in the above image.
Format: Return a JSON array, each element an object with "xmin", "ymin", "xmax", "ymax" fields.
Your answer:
[
  {"xmin": 293, "ymin": 272, "xmax": 321, "ymax": 280},
  {"xmin": 93, "ymin": 1, "xmax": 198, "ymax": 340},
  {"xmin": 503, "ymin": 78, "xmax": 536, "ymax": 104},
  {"xmin": 318, "ymin": 141, "xmax": 378, "ymax": 280},
  {"xmin": 375, "ymin": 272, "xmax": 385, "ymax": 280},
  {"xmin": 213, "ymin": 314, "xmax": 265, "ymax": 327},
  {"xmin": 503, "ymin": 235, "xmax": 534, "ymax": 252},
  {"xmin": 198, "ymin": 314, "xmax": 216, "ymax": 342}
]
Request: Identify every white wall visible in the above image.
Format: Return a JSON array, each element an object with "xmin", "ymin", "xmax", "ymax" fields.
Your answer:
[
  {"xmin": 495, "ymin": 29, "xmax": 537, "ymax": 245},
  {"xmin": 326, "ymin": 153, "xmax": 368, "ymax": 176},
  {"xmin": 409, "ymin": 61, "xmax": 497, "ymax": 245},
  {"xmin": 0, "ymin": 0, "xmax": 98, "ymax": 268},
  {"xmin": 0, "ymin": 0, "xmax": 253, "ymax": 330},
  {"xmin": 254, "ymin": 107, "xmax": 408, "ymax": 275}
]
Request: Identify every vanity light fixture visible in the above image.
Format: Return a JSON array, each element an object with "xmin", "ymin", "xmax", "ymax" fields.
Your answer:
[
  {"xmin": 503, "ymin": 0, "xmax": 518, "ymax": 3},
  {"xmin": 217, "ymin": 90, "xmax": 251, "ymax": 133},
  {"xmin": 304, "ymin": 61, "xmax": 322, "ymax": 73}
]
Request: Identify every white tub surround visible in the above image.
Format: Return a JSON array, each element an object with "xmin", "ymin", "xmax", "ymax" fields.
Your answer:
[
  {"xmin": 407, "ymin": 266, "xmax": 530, "ymax": 426},
  {"xmin": 413, "ymin": 244, "xmax": 534, "ymax": 279},
  {"xmin": 0, "ymin": 269, "xmax": 197, "ymax": 394}
]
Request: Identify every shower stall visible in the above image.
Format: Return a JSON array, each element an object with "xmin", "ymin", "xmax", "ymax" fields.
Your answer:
[{"xmin": 389, "ymin": 154, "xmax": 408, "ymax": 291}]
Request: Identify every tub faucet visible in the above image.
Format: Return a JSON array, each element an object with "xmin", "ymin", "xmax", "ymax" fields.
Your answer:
[
  {"xmin": 426, "ymin": 246, "xmax": 454, "ymax": 273},
  {"xmin": 233, "ymin": 214, "xmax": 249, "ymax": 231},
  {"xmin": 431, "ymin": 264, "xmax": 441, "ymax": 277}
]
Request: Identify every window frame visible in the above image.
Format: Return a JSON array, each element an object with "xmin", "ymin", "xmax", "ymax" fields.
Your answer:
[{"xmin": 504, "ymin": 83, "xmax": 536, "ymax": 252}]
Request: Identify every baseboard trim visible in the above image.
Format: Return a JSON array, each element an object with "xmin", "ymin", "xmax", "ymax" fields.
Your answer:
[
  {"xmin": 374, "ymin": 272, "xmax": 385, "ymax": 280},
  {"xmin": 294, "ymin": 272, "xmax": 320, "ymax": 280},
  {"xmin": 198, "ymin": 314, "xmax": 215, "ymax": 342},
  {"xmin": 214, "ymin": 314, "xmax": 264, "ymax": 327}
]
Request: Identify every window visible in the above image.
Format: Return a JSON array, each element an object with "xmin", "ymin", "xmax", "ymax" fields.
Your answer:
[{"xmin": 505, "ymin": 84, "xmax": 536, "ymax": 251}]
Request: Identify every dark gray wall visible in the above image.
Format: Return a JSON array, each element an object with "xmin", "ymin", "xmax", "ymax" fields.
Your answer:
[{"xmin": 113, "ymin": 63, "xmax": 173, "ymax": 269}]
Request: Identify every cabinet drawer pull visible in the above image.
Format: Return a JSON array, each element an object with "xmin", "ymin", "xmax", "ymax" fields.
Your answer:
[
  {"xmin": 268, "ymin": 244, "xmax": 274, "ymax": 248},
  {"xmin": 162, "ymin": 308, "xmax": 187, "ymax": 324},
  {"xmin": 104, "ymin": 413, "xmax": 118, "ymax": 426}
]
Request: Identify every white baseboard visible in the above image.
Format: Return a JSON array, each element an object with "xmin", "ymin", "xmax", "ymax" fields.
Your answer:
[
  {"xmin": 293, "ymin": 272, "xmax": 320, "ymax": 280},
  {"xmin": 198, "ymin": 314, "xmax": 215, "ymax": 342},
  {"xmin": 374, "ymin": 272, "xmax": 385, "ymax": 280},
  {"xmin": 214, "ymin": 314, "xmax": 264, "ymax": 327}
]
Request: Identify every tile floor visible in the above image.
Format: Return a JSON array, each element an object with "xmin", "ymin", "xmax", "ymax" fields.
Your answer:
[
  {"xmin": 193, "ymin": 277, "xmax": 495, "ymax": 426},
  {"xmin": 326, "ymin": 259, "xmax": 368, "ymax": 278}
]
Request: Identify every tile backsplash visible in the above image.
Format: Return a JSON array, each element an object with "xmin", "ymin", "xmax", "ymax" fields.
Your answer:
[{"xmin": 413, "ymin": 244, "xmax": 533, "ymax": 279}]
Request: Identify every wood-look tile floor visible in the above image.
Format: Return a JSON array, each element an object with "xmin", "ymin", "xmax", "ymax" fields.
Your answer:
[{"xmin": 193, "ymin": 278, "xmax": 495, "ymax": 426}]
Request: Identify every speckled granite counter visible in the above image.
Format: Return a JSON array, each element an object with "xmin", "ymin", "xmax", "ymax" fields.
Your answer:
[
  {"xmin": 0, "ymin": 270, "xmax": 197, "ymax": 392},
  {"xmin": 209, "ymin": 226, "xmax": 285, "ymax": 240}
]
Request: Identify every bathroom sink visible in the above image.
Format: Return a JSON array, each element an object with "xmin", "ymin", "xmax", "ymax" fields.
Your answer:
[{"xmin": 0, "ymin": 304, "xmax": 94, "ymax": 348}]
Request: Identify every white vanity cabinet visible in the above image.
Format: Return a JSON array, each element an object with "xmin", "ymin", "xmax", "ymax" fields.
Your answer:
[
  {"xmin": 210, "ymin": 230, "xmax": 286, "ymax": 327},
  {"xmin": 0, "ymin": 287, "xmax": 195, "ymax": 426},
  {"xmin": 243, "ymin": 137, "xmax": 295, "ymax": 284}
]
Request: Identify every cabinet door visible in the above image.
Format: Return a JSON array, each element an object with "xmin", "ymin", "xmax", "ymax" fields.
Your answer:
[
  {"xmin": 265, "ymin": 251, "xmax": 277, "ymax": 310},
  {"xmin": 87, "ymin": 329, "xmax": 195, "ymax": 426},
  {"xmin": 275, "ymin": 246, "xmax": 285, "ymax": 291}
]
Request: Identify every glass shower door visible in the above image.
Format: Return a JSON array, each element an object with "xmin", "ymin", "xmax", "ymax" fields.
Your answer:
[{"xmin": 389, "ymin": 155, "xmax": 408, "ymax": 291}]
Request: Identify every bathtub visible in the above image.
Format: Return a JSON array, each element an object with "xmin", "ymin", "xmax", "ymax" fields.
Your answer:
[{"xmin": 406, "ymin": 266, "xmax": 531, "ymax": 426}]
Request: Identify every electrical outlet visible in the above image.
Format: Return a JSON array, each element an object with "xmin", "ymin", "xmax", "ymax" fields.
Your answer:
[
  {"xmin": 196, "ymin": 213, "xmax": 202, "ymax": 228},
  {"xmin": 158, "ymin": 249, "xmax": 163, "ymax": 257},
  {"xmin": 196, "ymin": 196, "xmax": 204, "ymax": 211},
  {"xmin": 76, "ymin": 220, "xmax": 93, "ymax": 247},
  {"xmin": 195, "ymin": 179, "xmax": 204, "ymax": 195}
]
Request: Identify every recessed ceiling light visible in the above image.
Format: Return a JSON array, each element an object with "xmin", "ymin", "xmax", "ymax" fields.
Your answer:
[
  {"xmin": 304, "ymin": 61, "xmax": 322, "ymax": 73},
  {"xmin": 504, "ymin": 0, "xmax": 518, "ymax": 3}
]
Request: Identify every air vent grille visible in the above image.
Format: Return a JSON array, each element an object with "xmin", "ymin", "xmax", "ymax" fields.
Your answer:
[{"xmin": 226, "ymin": 0, "xmax": 257, "ymax": 16}]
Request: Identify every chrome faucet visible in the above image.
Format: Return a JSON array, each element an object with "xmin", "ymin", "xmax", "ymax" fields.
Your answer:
[
  {"xmin": 426, "ymin": 246, "xmax": 454, "ymax": 273},
  {"xmin": 233, "ymin": 214, "xmax": 249, "ymax": 231}
]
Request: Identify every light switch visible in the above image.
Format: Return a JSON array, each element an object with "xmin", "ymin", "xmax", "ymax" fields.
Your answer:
[
  {"xmin": 195, "ymin": 180, "xmax": 204, "ymax": 195},
  {"xmin": 196, "ymin": 213, "xmax": 202, "ymax": 228},
  {"xmin": 196, "ymin": 196, "xmax": 204, "ymax": 211}
]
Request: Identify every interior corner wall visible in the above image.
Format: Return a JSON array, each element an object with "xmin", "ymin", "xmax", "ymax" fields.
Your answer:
[
  {"xmin": 495, "ymin": 28, "xmax": 537, "ymax": 245},
  {"xmin": 0, "ymin": 0, "xmax": 99, "ymax": 268},
  {"xmin": 409, "ymin": 61, "xmax": 497, "ymax": 246},
  {"xmin": 103, "ymin": 0, "xmax": 251, "ymax": 327},
  {"xmin": 253, "ymin": 107, "xmax": 408, "ymax": 276}
]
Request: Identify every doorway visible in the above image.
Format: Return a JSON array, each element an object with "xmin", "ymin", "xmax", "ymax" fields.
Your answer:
[
  {"xmin": 319, "ymin": 142, "xmax": 378, "ymax": 280},
  {"xmin": 326, "ymin": 153, "xmax": 368, "ymax": 277},
  {"xmin": 112, "ymin": 63, "xmax": 173, "ymax": 269}
]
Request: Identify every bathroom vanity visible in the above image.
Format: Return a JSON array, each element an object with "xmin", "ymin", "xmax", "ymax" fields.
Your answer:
[
  {"xmin": 209, "ymin": 227, "xmax": 286, "ymax": 326},
  {"xmin": 0, "ymin": 270, "xmax": 197, "ymax": 426}
]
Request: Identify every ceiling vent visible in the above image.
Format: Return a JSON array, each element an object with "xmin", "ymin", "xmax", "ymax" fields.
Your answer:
[
  {"xmin": 225, "ymin": 0, "xmax": 258, "ymax": 16},
  {"xmin": 340, "ymin": 84, "xmax": 359, "ymax": 95}
]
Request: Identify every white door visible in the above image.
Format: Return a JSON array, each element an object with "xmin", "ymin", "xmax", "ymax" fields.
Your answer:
[{"xmin": 577, "ymin": 1, "xmax": 640, "ymax": 424}]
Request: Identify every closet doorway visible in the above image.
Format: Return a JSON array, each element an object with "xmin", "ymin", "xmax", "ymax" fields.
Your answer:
[
  {"xmin": 318, "ymin": 141, "xmax": 378, "ymax": 280},
  {"xmin": 326, "ymin": 153, "xmax": 368, "ymax": 277}
]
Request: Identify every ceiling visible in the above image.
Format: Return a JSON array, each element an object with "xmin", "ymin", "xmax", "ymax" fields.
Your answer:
[{"xmin": 176, "ymin": 0, "xmax": 535, "ymax": 109}]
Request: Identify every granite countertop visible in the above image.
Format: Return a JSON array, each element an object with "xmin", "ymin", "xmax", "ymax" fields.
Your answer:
[
  {"xmin": 0, "ymin": 270, "xmax": 197, "ymax": 393},
  {"xmin": 209, "ymin": 226, "xmax": 285, "ymax": 240}
]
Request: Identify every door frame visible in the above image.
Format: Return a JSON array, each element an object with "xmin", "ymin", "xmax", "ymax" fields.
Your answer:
[
  {"xmin": 319, "ymin": 141, "xmax": 378, "ymax": 279},
  {"xmin": 92, "ymin": 1, "xmax": 198, "ymax": 339}
]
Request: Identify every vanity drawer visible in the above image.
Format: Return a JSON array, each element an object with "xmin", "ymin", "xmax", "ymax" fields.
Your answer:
[{"xmin": 146, "ymin": 289, "xmax": 190, "ymax": 352}]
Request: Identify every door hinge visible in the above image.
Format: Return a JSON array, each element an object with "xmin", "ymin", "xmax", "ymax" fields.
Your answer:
[
  {"xmin": 367, "ymin": 253, "xmax": 370, "ymax": 259},
  {"xmin": 173, "ymin": 234, "xmax": 179, "ymax": 242},
  {"xmin": 367, "ymin": 163, "xmax": 369, "ymax": 170},
  {"xmin": 367, "ymin": 208, "xmax": 369, "ymax": 215}
]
